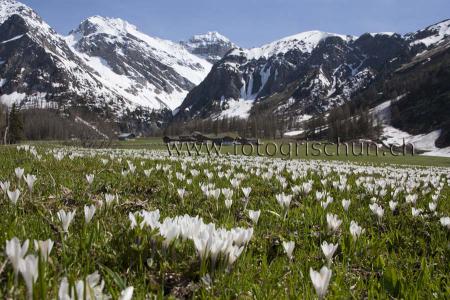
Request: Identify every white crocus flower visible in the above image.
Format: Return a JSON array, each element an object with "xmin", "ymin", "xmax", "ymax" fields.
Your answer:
[
  {"xmin": 0, "ymin": 180, "xmax": 10, "ymax": 193},
  {"xmin": 104, "ymin": 194, "xmax": 116, "ymax": 206},
  {"xmin": 15, "ymin": 167, "xmax": 25, "ymax": 180},
  {"xmin": 428, "ymin": 202, "xmax": 437, "ymax": 212},
  {"xmin": 84, "ymin": 205, "xmax": 96, "ymax": 224},
  {"xmin": 58, "ymin": 271, "xmax": 107, "ymax": 300},
  {"xmin": 389, "ymin": 201, "xmax": 398, "ymax": 212},
  {"xmin": 411, "ymin": 207, "xmax": 422, "ymax": 217},
  {"xmin": 128, "ymin": 212, "xmax": 139, "ymax": 229},
  {"xmin": 227, "ymin": 245, "xmax": 244, "ymax": 266},
  {"xmin": 57, "ymin": 209, "xmax": 76, "ymax": 233},
  {"xmin": 341, "ymin": 199, "xmax": 351, "ymax": 212},
  {"xmin": 23, "ymin": 174, "xmax": 37, "ymax": 192},
  {"xmin": 282, "ymin": 241, "xmax": 295, "ymax": 260},
  {"xmin": 242, "ymin": 187, "xmax": 252, "ymax": 198},
  {"xmin": 221, "ymin": 188, "xmax": 234, "ymax": 200},
  {"xmin": 19, "ymin": 254, "xmax": 39, "ymax": 299},
  {"xmin": 7, "ymin": 189, "xmax": 21, "ymax": 205},
  {"xmin": 321, "ymin": 241, "xmax": 338, "ymax": 264},
  {"xmin": 34, "ymin": 239, "xmax": 54, "ymax": 261},
  {"xmin": 86, "ymin": 174, "xmax": 95, "ymax": 185},
  {"xmin": 369, "ymin": 203, "xmax": 384, "ymax": 221},
  {"xmin": 177, "ymin": 188, "xmax": 187, "ymax": 201},
  {"xmin": 349, "ymin": 221, "xmax": 365, "ymax": 240},
  {"xmin": 276, "ymin": 193, "xmax": 292, "ymax": 209},
  {"xmin": 440, "ymin": 217, "xmax": 450, "ymax": 230},
  {"xmin": 119, "ymin": 287, "xmax": 134, "ymax": 300},
  {"xmin": 326, "ymin": 213, "xmax": 342, "ymax": 232},
  {"xmin": 248, "ymin": 210, "xmax": 261, "ymax": 224},
  {"xmin": 225, "ymin": 199, "xmax": 233, "ymax": 209},
  {"xmin": 310, "ymin": 266, "xmax": 332, "ymax": 300},
  {"xmin": 5, "ymin": 237, "xmax": 29, "ymax": 279}
]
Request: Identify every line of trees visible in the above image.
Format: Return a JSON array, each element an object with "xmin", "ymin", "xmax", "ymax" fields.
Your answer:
[
  {"xmin": 165, "ymin": 113, "xmax": 292, "ymax": 139},
  {"xmin": 0, "ymin": 103, "xmax": 121, "ymax": 143},
  {"xmin": 165, "ymin": 103, "xmax": 380, "ymax": 141},
  {"xmin": 303, "ymin": 103, "xmax": 381, "ymax": 141}
]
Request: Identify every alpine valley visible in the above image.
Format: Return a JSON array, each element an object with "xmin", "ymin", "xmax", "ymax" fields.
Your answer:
[{"xmin": 0, "ymin": 0, "xmax": 449, "ymax": 154}]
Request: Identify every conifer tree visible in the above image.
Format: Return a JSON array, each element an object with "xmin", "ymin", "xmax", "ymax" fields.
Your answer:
[{"xmin": 7, "ymin": 103, "xmax": 24, "ymax": 144}]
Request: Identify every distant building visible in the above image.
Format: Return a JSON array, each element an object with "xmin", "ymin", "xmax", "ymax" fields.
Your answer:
[
  {"xmin": 179, "ymin": 135, "xmax": 196, "ymax": 142},
  {"xmin": 212, "ymin": 136, "xmax": 236, "ymax": 145},
  {"xmin": 236, "ymin": 137, "xmax": 260, "ymax": 145},
  {"xmin": 163, "ymin": 136, "xmax": 174, "ymax": 143},
  {"xmin": 192, "ymin": 131, "xmax": 211, "ymax": 142},
  {"xmin": 118, "ymin": 133, "xmax": 136, "ymax": 141},
  {"xmin": 162, "ymin": 132, "xmax": 253, "ymax": 145}
]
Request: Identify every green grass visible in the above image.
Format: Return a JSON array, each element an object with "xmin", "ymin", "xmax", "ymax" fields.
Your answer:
[
  {"xmin": 28, "ymin": 137, "xmax": 450, "ymax": 167},
  {"xmin": 0, "ymin": 144, "xmax": 449, "ymax": 299}
]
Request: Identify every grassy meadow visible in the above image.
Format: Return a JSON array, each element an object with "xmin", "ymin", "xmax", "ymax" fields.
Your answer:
[{"xmin": 0, "ymin": 142, "xmax": 449, "ymax": 299}]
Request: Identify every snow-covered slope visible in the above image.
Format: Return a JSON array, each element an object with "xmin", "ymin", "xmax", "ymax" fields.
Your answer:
[
  {"xmin": 409, "ymin": 19, "xmax": 450, "ymax": 47},
  {"xmin": 229, "ymin": 30, "xmax": 355, "ymax": 60},
  {"xmin": 0, "ymin": 1, "xmax": 213, "ymax": 116},
  {"xmin": 0, "ymin": 0, "xmax": 129, "ymax": 114},
  {"xmin": 181, "ymin": 31, "xmax": 236, "ymax": 63},
  {"xmin": 66, "ymin": 16, "xmax": 212, "ymax": 110}
]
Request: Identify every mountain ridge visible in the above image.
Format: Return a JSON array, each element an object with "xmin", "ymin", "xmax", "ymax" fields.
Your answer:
[
  {"xmin": 175, "ymin": 19, "xmax": 450, "ymax": 121},
  {"xmin": 0, "ymin": 0, "xmax": 449, "ymax": 147}
]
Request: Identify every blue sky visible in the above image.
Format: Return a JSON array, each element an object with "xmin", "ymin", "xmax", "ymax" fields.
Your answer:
[{"xmin": 21, "ymin": 0, "xmax": 450, "ymax": 48}]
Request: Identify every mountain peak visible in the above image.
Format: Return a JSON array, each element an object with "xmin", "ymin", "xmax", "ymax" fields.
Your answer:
[
  {"xmin": 0, "ymin": 0, "xmax": 52, "ymax": 32},
  {"xmin": 189, "ymin": 31, "xmax": 234, "ymax": 44},
  {"xmin": 0, "ymin": 0, "xmax": 27, "ymax": 20},
  {"xmin": 181, "ymin": 31, "xmax": 236, "ymax": 63},
  {"xmin": 72, "ymin": 15, "xmax": 137, "ymax": 37}
]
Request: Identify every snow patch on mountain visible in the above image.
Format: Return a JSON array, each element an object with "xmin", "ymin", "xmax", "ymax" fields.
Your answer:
[
  {"xmin": 382, "ymin": 126, "xmax": 448, "ymax": 156},
  {"xmin": 368, "ymin": 32, "xmax": 396, "ymax": 37},
  {"xmin": 216, "ymin": 98, "xmax": 253, "ymax": 119},
  {"xmin": 1, "ymin": 34, "xmax": 25, "ymax": 43},
  {"xmin": 74, "ymin": 116, "xmax": 109, "ymax": 139},
  {"xmin": 423, "ymin": 147, "xmax": 450, "ymax": 157},
  {"xmin": 284, "ymin": 130, "xmax": 305, "ymax": 137},
  {"xmin": 411, "ymin": 19, "xmax": 450, "ymax": 47},
  {"xmin": 0, "ymin": 92, "xmax": 26, "ymax": 106},
  {"xmin": 369, "ymin": 95, "xmax": 450, "ymax": 157}
]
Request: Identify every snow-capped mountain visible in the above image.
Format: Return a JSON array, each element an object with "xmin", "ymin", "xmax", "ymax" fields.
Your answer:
[
  {"xmin": 0, "ymin": 0, "xmax": 213, "ymax": 121},
  {"xmin": 1, "ymin": 0, "xmax": 449, "ymax": 143},
  {"xmin": 0, "ymin": 0, "xmax": 127, "ymax": 113},
  {"xmin": 175, "ymin": 30, "xmax": 412, "ymax": 120},
  {"xmin": 181, "ymin": 31, "xmax": 236, "ymax": 63},
  {"xmin": 175, "ymin": 20, "xmax": 450, "ymax": 124},
  {"xmin": 66, "ymin": 16, "xmax": 212, "ymax": 110}
]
